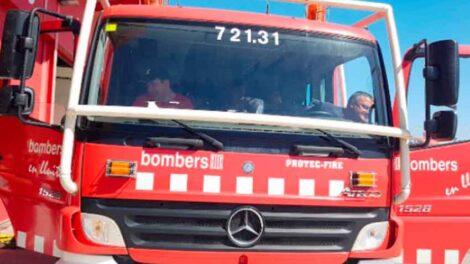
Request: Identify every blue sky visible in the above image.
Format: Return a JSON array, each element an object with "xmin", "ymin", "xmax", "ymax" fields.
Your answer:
[{"xmin": 172, "ymin": 0, "xmax": 470, "ymax": 138}]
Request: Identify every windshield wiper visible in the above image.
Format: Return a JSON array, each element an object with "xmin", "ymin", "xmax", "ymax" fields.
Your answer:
[
  {"xmin": 137, "ymin": 119, "xmax": 223, "ymax": 151},
  {"xmin": 316, "ymin": 129, "xmax": 361, "ymax": 158},
  {"xmin": 145, "ymin": 137, "xmax": 204, "ymax": 150},
  {"xmin": 291, "ymin": 145, "xmax": 345, "ymax": 157},
  {"xmin": 171, "ymin": 120, "xmax": 224, "ymax": 151}
]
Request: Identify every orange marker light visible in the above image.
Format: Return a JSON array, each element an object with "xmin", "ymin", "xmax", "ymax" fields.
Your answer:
[
  {"xmin": 307, "ymin": 4, "xmax": 327, "ymax": 21},
  {"xmin": 106, "ymin": 160, "xmax": 137, "ymax": 178},
  {"xmin": 143, "ymin": 0, "xmax": 167, "ymax": 5},
  {"xmin": 351, "ymin": 172, "xmax": 376, "ymax": 188}
]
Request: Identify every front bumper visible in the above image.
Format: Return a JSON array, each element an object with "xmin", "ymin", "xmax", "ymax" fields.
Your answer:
[{"xmin": 126, "ymin": 249, "xmax": 350, "ymax": 264}]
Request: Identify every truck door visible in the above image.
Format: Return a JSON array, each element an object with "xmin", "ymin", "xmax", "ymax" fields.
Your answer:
[
  {"xmin": 0, "ymin": 6, "xmax": 77, "ymax": 256},
  {"xmin": 395, "ymin": 44, "xmax": 470, "ymax": 264}
]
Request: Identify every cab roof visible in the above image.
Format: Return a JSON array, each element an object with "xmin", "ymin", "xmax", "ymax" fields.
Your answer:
[{"xmin": 103, "ymin": 5, "xmax": 376, "ymax": 43}]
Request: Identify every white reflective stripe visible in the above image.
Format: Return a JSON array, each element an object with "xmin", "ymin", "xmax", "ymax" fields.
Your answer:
[
  {"xmin": 236, "ymin": 177, "xmax": 253, "ymax": 194},
  {"xmin": 53, "ymin": 240, "xmax": 62, "ymax": 258},
  {"xmin": 357, "ymin": 258, "xmax": 402, "ymax": 264},
  {"xmin": 60, "ymin": 250, "xmax": 118, "ymax": 264},
  {"xmin": 268, "ymin": 178, "xmax": 285, "ymax": 195},
  {"xmin": 136, "ymin": 172, "xmax": 154, "ymax": 191},
  {"xmin": 170, "ymin": 174, "xmax": 188, "ymax": 192},
  {"xmin": 329, "ymin": 180, "xmax": 344, "ymax": 197},
  {"xmin": 392, "ymin": 252, "xmax": 404, "ymax": 264},
  {"xmin": 461, "ymin": 250, "xmax": 470, "ymax": 264},
  {"xmin": 203, "ymin": 175, "xmax": 221, "ymax": 193},
  {"xmin": 16, "ymin": 231, "xmax": 27, "ymax": 248},
  {"xmin": 417, "ymin": 249, "xmax": 432, "ymax": 264},
  {"xmin": 445, "ymin": 250, "xmax": 459, "ymax": 264},
  {"xmin": 33, "ymin": 235, "xmax": 44, "ymax": 253},
  {"xmin": 299, "ymin": 179, "xmax": 315, "ymax": 196}
]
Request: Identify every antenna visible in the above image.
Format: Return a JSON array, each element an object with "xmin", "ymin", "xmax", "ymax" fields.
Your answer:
[{"xmin": 265, "ymin": 0, "xmax": 270, "ymax": 14}]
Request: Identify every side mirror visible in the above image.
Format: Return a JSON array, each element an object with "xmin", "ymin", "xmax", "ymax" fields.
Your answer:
[
  {"xmin": 413, "ymin": 39, "xmax": 460, "ymax": 148},
  {"xmin": 431, "ymin": 111, "xmax": 457, "ymax": 141},
  {"xmin": 0, "ymin": 10, "xmax": 40, "ymax": 80},
  {"xmin": 0, "ymin": 85, "xmax": 35, "ymax": 115},
  {"xmin": 425, "ymin": 40, "xmax": 459, "ymax": 106}
]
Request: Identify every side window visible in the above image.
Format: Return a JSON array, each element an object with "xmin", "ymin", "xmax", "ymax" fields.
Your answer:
[
  {"xmin": 88, "ymin": 28, "xmax": 108, "ymax": 106},
  {"xmin": 407, "ymin": 56, "xmax": 470, "ymax": 145},
  {"xmin": 332, "ymin": 65, "xmax": 347, "ymax": 107},
  {"xmin": 341, "ymin": 57, "xmax": 374, "ymax": 105},
  {"xmin": 51, "ymin": 58, "xmax": 72, "ymax": 125},
  {"xmin": 334, "ymin": 56, "xmax": 378, "ymax": 124}
]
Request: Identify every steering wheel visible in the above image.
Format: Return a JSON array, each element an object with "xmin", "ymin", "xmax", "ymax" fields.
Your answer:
[
  {"xmin": 304, "ymin": 110, "xmax": 338, "ymax": 118},
  {"xmin": 303, "ymin": 102, "xmax": 338, "ymax": 118}
]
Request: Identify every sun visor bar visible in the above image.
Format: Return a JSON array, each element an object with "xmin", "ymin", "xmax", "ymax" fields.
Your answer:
[
  {"xmin": 69, "ymin": 105, "xmax": 410, "ymax": 139},
  {"xmin": 60, "ymin": 0, "xmax": 411, "ymax": 206}
]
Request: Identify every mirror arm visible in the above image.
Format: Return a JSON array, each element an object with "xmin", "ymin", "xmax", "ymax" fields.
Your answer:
[
  {"xmin": 13, "ymin": 93, "xmax": 29, "ymax": 108},
  {"xmin": 16, "ymin": 109, "xmax": 62, "ymax": 131},
  {"xmin": 422, "ymin": 39, "xmax": 433, "ymax": 147},
  {"xmin": 12, "ymin": 86, "xmax": 62, "ymax": 130},
  {"xmin": 30, "ymin": 8, "xmax": 71, "ymax": 24},
  {"xmin": 18, "ymin": 7, "xmax": 77, "ymax": 92},
  {"xmin": 405, "ymin": 39, "xmax": 427, "ymax": 61},
  {"xmin": 63, "ymin": 16, "xmax": 81, "ymax": 35},
  {"xmin": 419, "ymin": 119, "xmax": 437, "ymax": 146},
  {"xmin": 12, "ymin": 8, "xmax": 74, "ymax": 131},
  {"xmin": 411, "ymin": 39, "xmax": 434, "ymax": 149}
]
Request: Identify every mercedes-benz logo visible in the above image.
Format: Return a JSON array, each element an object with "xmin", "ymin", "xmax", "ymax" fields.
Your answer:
[
  {"xmin": 226, "ymin": 207, "xmax": 264, "ymax": 248},
  {"xmin": 242, "ymin": 161, "xmax": 254, "ymax": 174}
]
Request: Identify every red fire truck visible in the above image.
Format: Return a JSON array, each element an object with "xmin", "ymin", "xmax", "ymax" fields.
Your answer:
[{"xmin": 0, "ymin": 0, "xmax": 465, "ymax": 263}]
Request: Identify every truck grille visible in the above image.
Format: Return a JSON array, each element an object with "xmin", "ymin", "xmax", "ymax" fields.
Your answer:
[{"xmin": 82, "ymin": 198, "xmax": 388, "ymax": 252}]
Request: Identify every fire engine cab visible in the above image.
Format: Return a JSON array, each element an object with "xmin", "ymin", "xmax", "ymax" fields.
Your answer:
[{"xmin": 0, "ymin": 0, "xmax": 463, "ymax": 263}]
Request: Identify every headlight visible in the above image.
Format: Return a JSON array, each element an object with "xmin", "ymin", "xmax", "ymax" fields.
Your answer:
[
  {"xmin": 81, "ymin": 213, "xmax": 126, "ymax": 247},
  {"xmin": 352, "ymin": 221, "xmax": 388, "ymax": 251}
]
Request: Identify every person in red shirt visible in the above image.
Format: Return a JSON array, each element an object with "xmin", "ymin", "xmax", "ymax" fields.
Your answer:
[{"xmin": 133, "ymin": 69, "xmax": 193, "ymax": 109}]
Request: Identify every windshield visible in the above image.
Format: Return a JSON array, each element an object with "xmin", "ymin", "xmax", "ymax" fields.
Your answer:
[{"xmin": 86, "ymin": 19, "xmax": 389, "ymax": 128}]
